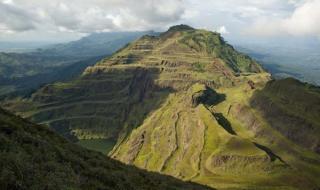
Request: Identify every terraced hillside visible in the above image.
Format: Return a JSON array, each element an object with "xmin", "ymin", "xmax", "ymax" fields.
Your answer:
[
  {"xmin": 0, "ymin": 107, "xmax": 211, "ymax": 190},
  {"xmin": 3, "ymin": 25, "xmax": 320, "ymax": 189}
]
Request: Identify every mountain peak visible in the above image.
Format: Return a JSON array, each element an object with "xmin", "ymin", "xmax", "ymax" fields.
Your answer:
[{"xmin": 167, "ymin": 24, "xmax": 195, "ymax": 32}]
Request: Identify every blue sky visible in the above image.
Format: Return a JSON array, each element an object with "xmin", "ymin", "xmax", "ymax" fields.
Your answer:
[{"xmin": 0, "ymin": 0, "xmax": 319, "ymax": 43}]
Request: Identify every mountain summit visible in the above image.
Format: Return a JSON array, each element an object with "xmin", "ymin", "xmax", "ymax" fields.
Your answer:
[
  {"xmin": 3, "ymin": 25, "xmax": 320, "ymax": 189},
  {"xmin": 166, "ymin": 24, "xmax": 195, "ymax": 32}
]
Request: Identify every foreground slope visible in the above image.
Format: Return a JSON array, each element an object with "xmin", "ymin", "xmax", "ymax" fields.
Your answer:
[
  {"xmin": 0, "ymin": 107, "xmax": 211, "ymax": 190},
  {"xmin": 3, "ymin": 25, "xmax": 320, "ymax": 189}
]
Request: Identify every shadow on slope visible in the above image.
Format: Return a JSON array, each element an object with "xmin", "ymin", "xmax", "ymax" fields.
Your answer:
[
  {"xmin": 4, "ymin": 66, "xmax": 175, "ymax": 154},
  {"xmin": 0, "ymin": 107, "xmax": 212, "ymax": 190}
]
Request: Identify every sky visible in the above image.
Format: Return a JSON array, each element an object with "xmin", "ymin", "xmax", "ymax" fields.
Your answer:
[{"xmin": 1, "ymin": 0, "xmax": 320, "ymax": 43}]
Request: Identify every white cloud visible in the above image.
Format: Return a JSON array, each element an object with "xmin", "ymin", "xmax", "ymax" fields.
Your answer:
[
  {"xmin": 0, "ymin": 0, "xmax": 185, "ymax": 34},
  {"xmin": 216, "ymin": 26, "xmax": 230, "ymax": 34},
  {"xmin": 1, "ymin": 0, "xmax": 319, "ymax": 41},
  {"xmin": 246, "ymin": 0, "xmax": 320, "ymax": 37},
  {"xmin": 2, "ymin": 0, "xmax": 13, "ymax": 5}
]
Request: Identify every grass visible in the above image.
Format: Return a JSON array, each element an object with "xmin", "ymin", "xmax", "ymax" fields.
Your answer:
[{"xmin": 77, "ymin": 138, "xmax": 116, "ymax": 154}]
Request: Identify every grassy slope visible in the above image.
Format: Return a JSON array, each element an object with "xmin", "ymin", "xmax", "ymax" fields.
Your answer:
[
  {"xmin": 2, "ymin": 25, "xmax": 320, "ymax": 189},
  {"xmin": 251, "ymin": 78, "xmax": 320, "ymax": 151},
  {"xmin": 0, "ymin": 107, "xmax": 211, "ymax": 190}
]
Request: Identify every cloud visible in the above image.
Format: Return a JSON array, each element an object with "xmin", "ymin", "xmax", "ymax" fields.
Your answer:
[
  {"xmin": 1, "ymin": 0, "xmax": 319, "ymax": 41},
  {"xmin": 0, "ymin": 0, "xmax": 185, "ymax": 34},
  {"xmin": 246, "ymin": 0, "xmax": 320, "ymax": 36},
  {"xmin": 0, "ymin": 2, "xmax": 37, "ymax": 32},
  {"xmin": 216, "ymin": 26, "xmax": 229, "ymax": 34}
]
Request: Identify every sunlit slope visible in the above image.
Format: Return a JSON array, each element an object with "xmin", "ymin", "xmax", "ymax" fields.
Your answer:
[
  {"xmin": 111, "ymin": 80, "xmax": 320, "ymax": 189},
  {"xmin": 3, "ymin": 25, "xmax": 320, "ymax": 189}
]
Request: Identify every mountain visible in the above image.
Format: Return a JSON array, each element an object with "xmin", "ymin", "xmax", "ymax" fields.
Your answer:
[
  {"xmin": 0, "ymin": 32, "xmax": 152, "ymax": 98},
  {"xmin": 39, "ymin": 31, "xmax": 157, "ymax": 58},
  {"xmin": 0, "ymin": 107, "xmax": 211, "ymax": 190},
  {"xmin": 0, "ymin": 41, "xmax": 55, "ymax": 53},
  {"xmin": 3, "ymin": 25, "xmax": 320, "ymax": 189}
]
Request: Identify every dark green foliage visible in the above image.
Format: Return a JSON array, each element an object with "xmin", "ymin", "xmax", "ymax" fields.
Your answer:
[{"xmin": 0, "ymin": 108, "xmax": 211, "ymax": 190}]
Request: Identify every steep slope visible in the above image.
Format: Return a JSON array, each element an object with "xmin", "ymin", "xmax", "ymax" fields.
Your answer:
[
  {"xmin": 3, "ymin": 25, "xmax": 320, "ymax": 189},
  {"xmin": 0, "ymin": 107, "xmax": 211, "ymax": 190},
  {"xmin": 250, "ymin": 78, "xmax": 320, "ymax": 153}
]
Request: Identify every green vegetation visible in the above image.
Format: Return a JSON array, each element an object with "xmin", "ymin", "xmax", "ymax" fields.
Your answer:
[
  {"xmin": 250, "ymin": 78, "xmax": 320, "ymax": 153},
  {"xmin": 77, "ymin": 138, "xmax": 116, "ymax": 154},
  {"xmin": 2, "ymin": 25, "xmax": 320, "ymax": 189},
  {"xmin": 0, "ymin": 107, "xmax": 211, "ymax": 190}
]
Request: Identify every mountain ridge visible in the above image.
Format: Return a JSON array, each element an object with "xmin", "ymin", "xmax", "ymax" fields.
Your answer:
[{"xmin": 2, "ymin": 25, "xmax": 320, "ymax": 189}]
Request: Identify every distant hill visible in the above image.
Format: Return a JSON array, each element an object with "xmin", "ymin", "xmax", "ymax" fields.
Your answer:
[
  {"xmin": 5, "ymin": 25, "xmax": 320, "ymax": 189},
  {"xmin": 0, "ymin": 52, "xmax": 100, "ymax": 98},
  {"xmin": 0, "ymin": 107, "xmax": 211, "ymax": 189},
  {"xmin": 38, "ymin": 31, "xmax": 158, "ymax": 58},
  {"xmin": 0, "ymin": 31, "xmax": 153, "ymax": 98}
]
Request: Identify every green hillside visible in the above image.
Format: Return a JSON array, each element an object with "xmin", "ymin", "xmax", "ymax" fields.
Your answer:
[
  {"xmin": 3, "ymin": 25, "xmax": 320, "ymax": 189},
  {"xmin": 0, "ymin": 107, "xmax": 211, "ymax": 190},
  {"xmin": 250, "ymin": 78, "xmax": 320, "ymax": 153}
]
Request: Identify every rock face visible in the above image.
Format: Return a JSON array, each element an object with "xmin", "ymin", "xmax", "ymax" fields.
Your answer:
[{"xmin": 3, "ymin": 25, "xmax": 320, "ymax": 189}]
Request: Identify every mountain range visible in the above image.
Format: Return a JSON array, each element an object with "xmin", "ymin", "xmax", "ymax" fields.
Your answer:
[{"xmin": 1, "ymin": 25, "xmax": 320, "ymax": 189}]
